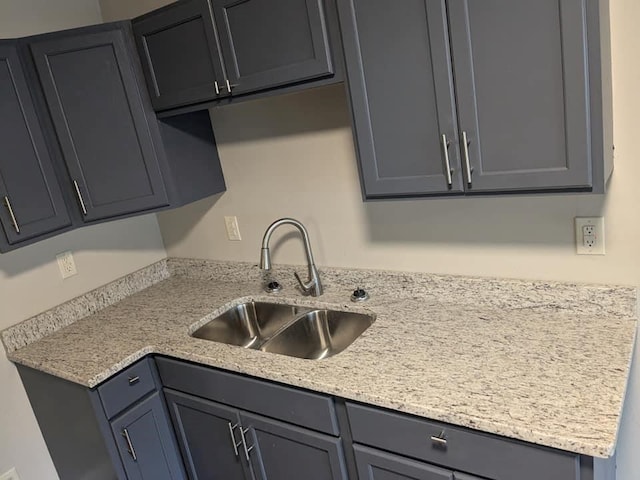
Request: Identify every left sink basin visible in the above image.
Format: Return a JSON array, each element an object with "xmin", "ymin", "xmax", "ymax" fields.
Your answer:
[{"xmin": 192, "ymin": 302, "xmax": 311, "ymax": 348}]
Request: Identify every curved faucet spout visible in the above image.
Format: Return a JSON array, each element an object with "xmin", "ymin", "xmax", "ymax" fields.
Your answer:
[{"xmin": 259, "ymin": 218, "xmax": 323, "ymax": 297}]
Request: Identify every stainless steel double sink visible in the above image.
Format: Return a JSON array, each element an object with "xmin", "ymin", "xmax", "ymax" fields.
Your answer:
[{"xmin": 192, "ymin": 301, "xmax": 375, "ymax": 360}]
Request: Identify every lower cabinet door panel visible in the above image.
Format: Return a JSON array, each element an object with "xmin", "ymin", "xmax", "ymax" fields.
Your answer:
[
  {"xmin": 164, "ymin": 388, "xmax": 249, "ymax": 480},
  {"xmin": 240, "ymin": 411, "xmax": 348, "ymax": 480},
  {"xmin": 354, "ymin": 444, "xmax": 454, "ymax": 480},
  {"xmin": 110, "ymin": 392, "xmax": 186, "ymax": 480}
]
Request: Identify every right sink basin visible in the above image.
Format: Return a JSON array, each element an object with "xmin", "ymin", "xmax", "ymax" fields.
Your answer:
[
  {"xmin": 260, "ymin": 309, "xmax": 374, "ymax": 360},
  {"xmin": 191, "ymin": 301, "xmax": 375, "ymax": 360}
]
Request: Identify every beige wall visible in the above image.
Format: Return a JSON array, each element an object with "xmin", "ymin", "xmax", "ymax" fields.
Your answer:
[{"xmin": 0, "ymin": 4, "xmax": 167, "ymax": 480}]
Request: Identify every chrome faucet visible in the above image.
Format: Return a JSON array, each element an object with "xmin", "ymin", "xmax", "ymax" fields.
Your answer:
[{"xmin": 260, "ymin": 218, "xmax": 323, "ymax": 297}]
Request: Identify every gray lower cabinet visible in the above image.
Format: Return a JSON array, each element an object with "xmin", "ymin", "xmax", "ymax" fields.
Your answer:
[
  {"xmin": 133, "ymin": 0, "xmax": 339, "ymax": 112},
  {"xmin": 354, "ymin": 445, "xmax": 455, "ymax": 480},
  {"xmin": 338, "ymin": 0, "xmax": 612, "ymax": 197},
  {"xmin": 164, "ymin": 388, "xmax": 348, "ymax": 480},
  {"xmin": 346, "ymin": 402, "xmax": 590, "ymax": 480},
  {"xmin": 30, "ymin": 25, "xmax": 170, "ymax": 222},
  {"xmin": 0, "ymin": 41, "xmax": 71, "ymax": 251},
  {"xmin": 240, "ymin": 411, "xmax": 348, "ymax": 480},
  {"xmin": 111, "ymin": 392, "xmax": 186, "ymax": 480},
  {"xmin": 165, "ymin": 389, "xmax": 249, "ymax": 479},
  {"xmin": 18, "ymin": 356, "xmax": 599, "ymax": 480}
]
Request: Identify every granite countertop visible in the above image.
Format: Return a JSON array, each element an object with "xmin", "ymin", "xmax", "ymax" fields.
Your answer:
[{"xmin": 2, "ymin": 258, "xmax": 637, "ymax": 458}]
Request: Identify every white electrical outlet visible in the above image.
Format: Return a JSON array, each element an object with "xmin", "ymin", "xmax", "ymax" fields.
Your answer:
[
  {"xmin": 0, "ymin": 467, "xmax": 21, "ymax": 480},
  {"xmin": 575, "ymin": 217, "xmax": 605, "ymax": 255},
  {"xmin": 56, "ymin": 250, "xmax": 77, "ymax": 278},
  {"xmin": 224, "ymin": 216, "xmax": 242, "ymax": 241}
]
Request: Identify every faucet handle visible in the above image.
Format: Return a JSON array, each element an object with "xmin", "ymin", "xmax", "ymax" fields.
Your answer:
[{"xmin": 294, "ymin": 271, "xmax": 314, "ymax": 294}]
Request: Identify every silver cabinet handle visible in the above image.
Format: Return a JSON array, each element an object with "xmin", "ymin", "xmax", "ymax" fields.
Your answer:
[
  {"xmin": 214, "ymin": 80, "xmax": 220, "ymax": 95},
  {"xmin": 227, "ymin": 422, "xmax": 241, "ymax": 457},
  {"xmin": 3, "ymin": 196, "xmax": 20, "ymax": 233},
  {"xmin": 430, "ymin": 430, "xmax": 447, "ymax": 447},
  {"xmin": 239, "ymin": 427, "xmax": 254, "ymax": 462},
  {"xmin": 122, "ymin": 428, "xmax": 137, "ymax": 461},
  {"xmin": 72, "ymin": 180, "xmax": 87, "ymax": 215},
  {"xmin": 128, "ymin": 376, "xmax": 140, "ymax": 385},
  {"xmin": 440, "ymin": 134, "xmax": 453, "ymax": 187},
  {"xmin": 225, "ymin": 78, "xmax": 232, "ymax": 93},
  {"xmin": 461, "ymin": 131, "xmax": 473, "ymax": 185}
]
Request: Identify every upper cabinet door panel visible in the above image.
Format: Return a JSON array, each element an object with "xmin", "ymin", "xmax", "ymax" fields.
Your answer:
[
  {"xmin": 212, "ymin": 0, "xmax": 334, "ymax": 95},
  {"xmin": 133, "ymin": 0, "xmax": 228, "ymax": 111},
  {"xmin": 337, "ymin": 0, "xmax": 463, "ymax": 197},
  {"xmin": 449, "ymin": 0, "xmax": 591, "ymax": 192},
  {"xmin": 30, "ymin": 29, "xmax": 169, "ymax": 222},
  {"xmin": 0, "ymin": 43, "xmax": 70, "ymax": 245}
]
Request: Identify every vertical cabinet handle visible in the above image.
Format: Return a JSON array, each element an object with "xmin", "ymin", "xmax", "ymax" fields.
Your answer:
[
  {"xmin": 122, "ymin": 429, "xmax": 137, "ymax": 461},
  {"xmin": 227, "ymin": 422, "xmax": 241, "ymax": 457},
  {"xmin": 440, "ymin": 134, "xmax": 453, "ymax": 187},
  {"xmin": 72, "ymin": 180, "xmax": 88, "ymax": 215},
  {"xmin": 461, "ymin": 131, "xmax": 473, "ymax": 186},
  {"xmin": 225, "ymin": 79, "xmax": 232, "ymax": 93},
  {"xmin": 239, "ymin": 427, "xmax": 254, "ymax": 462},
  {"xmin": 3, "ymin": 196, "xmax": 20, "ymax": 233},
  {"xmin": 214, "ymin": 80, "xmax": 220, "ymax": 95}
]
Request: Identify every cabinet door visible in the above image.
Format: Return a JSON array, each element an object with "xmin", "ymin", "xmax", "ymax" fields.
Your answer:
[
  {"xmin": 30, "ymin": 27, "xmax": 169, "ymax": 222},
  {"xmin": 448, "ymin": 0, "xmax": 591, "ymax": 192},
  {"xmin": 240, "ymin": 411, "xmax": 348, "ymax": 480},
  {"xmin": 165, "ymin": 389, "xmax": 249, "ymax": 480},
  {"xmin": 110, "ymin": 392, "xmax": 186, "ymax": 480},
  {"xmin": 133, "ymin": 0, "xmax": 228, "ymax": 111},
  {"xmin": 337, "ymin": 0, "xmax": 462, "ymax": 197},
  {"xmin": 354, "ymin": 444, "xmax": 454, "ymax": 480},
  {"xmin": 212, "ymin": 0, "xmax": 333, "ymax": 96},
  {"xmin": 0, "ymin": 42, "xmax": 70, "ymax": 246}
]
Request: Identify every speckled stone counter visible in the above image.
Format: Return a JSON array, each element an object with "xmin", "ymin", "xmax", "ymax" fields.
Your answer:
[{"xmin": 2, "ymin": 258, "xmax": 637, "ymax": 458}]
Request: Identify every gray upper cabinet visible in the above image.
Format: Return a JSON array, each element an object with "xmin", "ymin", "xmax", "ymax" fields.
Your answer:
[
  {"xmin": 338, "ymin": 0, "xmax": 613, "ymax": 198},
  {"xmin": 448, "ymin": 0, "xmax": 592, "ymax": 193},
  {"xmin": 212, "ymin": 0, "xmax": 333, "ymax": 96},
  {"xmin": 133, "ymin": 0, "xmax": 228, "ymax": 111},
  {"xmin": 30, "ymin": 26, "xmax": 170, "ymax": 222},
  {"xmin": 0, "ymin": 42, "xmax": 71, "ymax": 249},
  {"xmin": 338, "ymin": 0, "xmax": 462, "ymax": 197},
  {"xmin": 134, "ymin": 0, "xmax": 339, "ymax": 113}
]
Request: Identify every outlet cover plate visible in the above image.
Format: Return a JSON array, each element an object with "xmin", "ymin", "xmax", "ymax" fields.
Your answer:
[
  {"xmin": 575, "ymin": 217, "xmax": 605, "ymax": 255},
  {"xmin": 56, "ymin": 250, "xmax": 77, "ymax": 278},
  {"xmin": 224, "ymin": 216, "xmax": 242, "ymax": 241}
]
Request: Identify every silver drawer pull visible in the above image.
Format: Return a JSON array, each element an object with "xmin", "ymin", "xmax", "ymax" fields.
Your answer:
[
  {"xmin": 228, "ymin": 422, "xmax": 240, "ymax": 457},
  {"xmin": 240, "ymin": 427, "xmax": 254, "ymax": 462},
  {"xmin": 73, "ymin": 180, "xmax": 88, "ymax": 215},
  {"xmin": 3, "ymin": 196, "xmax": 20, "ymax": 233},
  {"xmin": 461, "ymin": 131, "xmax": 473, "ymax": 185},
  {"xmin": 128, "ymin": 376, "xmax": 140, "ymax": 385},
  {"xmin": 440, "ymin": 134, "xmax": 453, "ymax": 187},
  {"xmin": 430, "ymin": 431, "xmax": 447, "ymax": 447},
  {"xmin": 122, "ymin": 428, "xmax": 137, "ymax": 461}
]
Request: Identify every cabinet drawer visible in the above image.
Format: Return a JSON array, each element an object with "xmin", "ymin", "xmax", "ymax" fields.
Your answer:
[
  {"xmin": 156, "ymin": 357, "xmax": 339, "ymax": 435},
  {"xmin": 346, "ymin": 403, "xmax": 580, "ymax": 480},
  {"xmin": 98, "ymin": 359, "xmax": 156, "ymax": 419}
]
